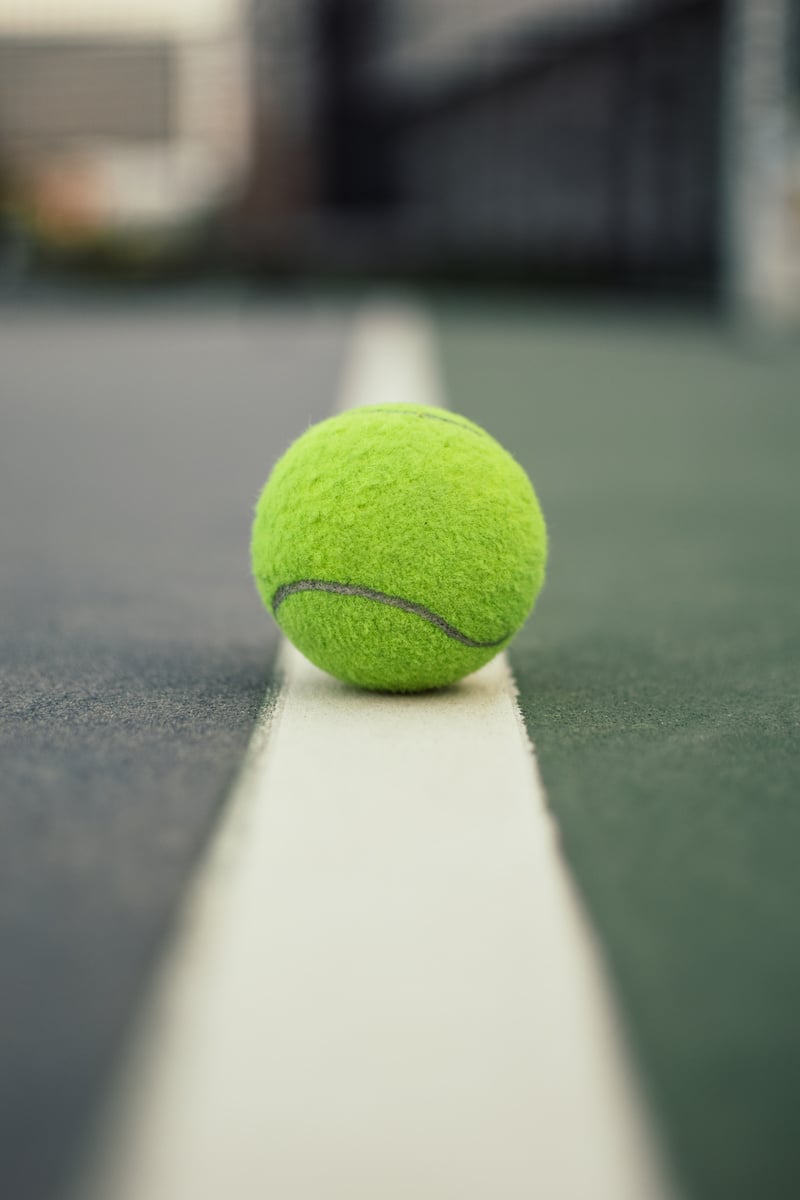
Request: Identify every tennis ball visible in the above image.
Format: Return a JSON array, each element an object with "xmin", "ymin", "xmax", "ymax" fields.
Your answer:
[{"xmin": 251, "ymin": 404, "xmax": 547, "ymax": 692}]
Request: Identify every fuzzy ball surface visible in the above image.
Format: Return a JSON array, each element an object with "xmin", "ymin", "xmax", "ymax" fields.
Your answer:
[{"xmin": 251, "ymin": 404, "xmax": 547, "ymax": 692}]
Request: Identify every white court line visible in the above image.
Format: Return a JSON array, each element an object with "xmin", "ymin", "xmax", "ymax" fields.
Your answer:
[{"xmin": 78, "ymin": 304, "xmax": 678, "ymax": 1200}]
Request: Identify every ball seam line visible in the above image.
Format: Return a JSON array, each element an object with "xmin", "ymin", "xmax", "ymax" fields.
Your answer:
[
  {"xmin": 343, "ymin": 408, "xmax": 486, "ymax": 437},
  {"xmin": 269, "ymin": 579, "xmax": 509, "ymax": 648}
]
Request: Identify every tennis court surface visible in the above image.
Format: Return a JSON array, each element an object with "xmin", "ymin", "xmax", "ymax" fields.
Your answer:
[{"xmin": 1, "ymin": 292, "xmax": 799, "ymax": 1200}]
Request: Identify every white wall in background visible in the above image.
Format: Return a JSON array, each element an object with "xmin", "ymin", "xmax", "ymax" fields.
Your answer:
[{"xmin": 0, "ymin": 0, "xmax": 242, "ymax": 37}]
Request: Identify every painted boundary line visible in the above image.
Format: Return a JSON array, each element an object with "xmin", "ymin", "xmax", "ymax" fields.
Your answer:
[{"xmin": 77, "ymin": 304, "xmax": 677, "ymax": 1200}]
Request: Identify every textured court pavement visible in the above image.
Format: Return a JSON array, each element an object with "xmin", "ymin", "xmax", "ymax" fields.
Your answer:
[{"xmin": 0, "ymin": 295, "xmax": 348, "ymax": 1200}]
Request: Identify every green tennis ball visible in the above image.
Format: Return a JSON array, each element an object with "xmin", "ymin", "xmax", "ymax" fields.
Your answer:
[{"xmin": 251, "ymin": 404, "xmax": 547, "ymax": 692}]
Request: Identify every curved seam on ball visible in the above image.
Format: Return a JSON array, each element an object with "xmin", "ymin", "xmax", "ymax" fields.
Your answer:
[{"xmin": 270, "ymin": 579, "xmax": 508, "ymax": 648}]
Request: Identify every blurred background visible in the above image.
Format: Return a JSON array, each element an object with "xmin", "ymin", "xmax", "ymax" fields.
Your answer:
[{"xmin": 0, "ymin": 0, "xmax": 798, "ymax": 318}]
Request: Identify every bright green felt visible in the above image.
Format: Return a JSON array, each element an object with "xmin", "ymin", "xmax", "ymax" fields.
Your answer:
[
  {"xmin": 440, "ymin": 300, "xmax": 800, "ymax": 1200},
  {"xmin": 251, "ymin": 404, "xmax": 547, "ymax": 691}
]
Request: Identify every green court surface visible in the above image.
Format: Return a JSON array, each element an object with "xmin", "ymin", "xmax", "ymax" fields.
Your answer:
[{"xmin": 440, "ymin": 302, "xmax": 800, "ymax": 1200}]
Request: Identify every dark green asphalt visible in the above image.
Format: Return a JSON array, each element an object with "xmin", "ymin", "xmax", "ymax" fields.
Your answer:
[
  {"xmin": 0, "ymin": 296, "xmax": 347, "ymax": 1200},
  {"xmin": 440, "ymin": 302, "xmax": 800, "ymax": 1200}
]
